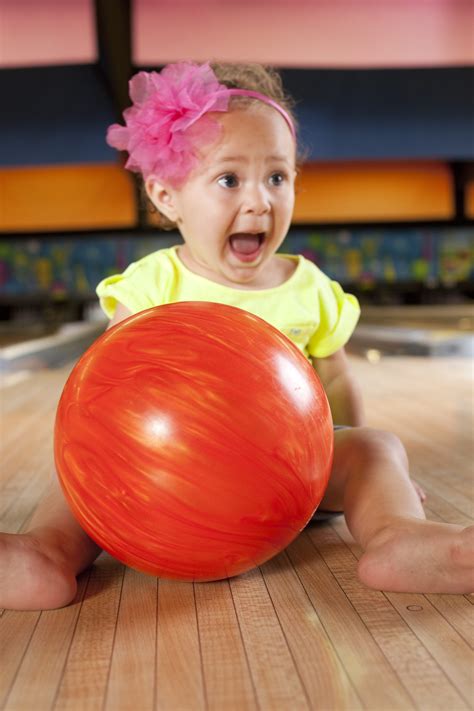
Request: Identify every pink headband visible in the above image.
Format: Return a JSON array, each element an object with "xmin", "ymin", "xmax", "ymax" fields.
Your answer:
[
  {"xmin": 106, "ymin": 62, "xmax": 296, "ymax": 187},
  {"xmin": 225, "ymin": 89, "xmax": 295, "ymax": 140}
]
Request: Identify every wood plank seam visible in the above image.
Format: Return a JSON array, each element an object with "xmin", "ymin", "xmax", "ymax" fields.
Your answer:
[
  {"xmin": 227, "ymin": 580, "xmax": 261, "ymax": 709},
  {"xmin": 309, "ymin": 524, "xmax": 468, "ymax": 709},
  {"xmin": 229, "ymin": 568, "xmax": 310, "ymax": 709},
  {"xmin": 328, "ymin": 520, "xmax": 473, "ymax": 706},
  {"xmin": 287, "ymin": 535, "xmax": 399, "ymax": 709},
  {"xmin": 385, "ymin": 594, "xmax": 474, "ymax": 707},
  {"xmin": 193, "ymin": 582, "xmax": 210, "ymax": 711},
  {"xmin": 153, "ymin": 576, "xmax": 159, "ymax": 711},
  {"xmin": 259, "ymin": 565, "xmax": 314, "ymax": 710},
  {"xmin": 2, "ymin": 612, "xmax": 42, "ymax": 709},
  {"xmin": 101, "ymin": 565, "xmax": 127, "ymax": 710},
  {"xmin": 424, "ymin": 593, "xmax": 474, "ymax": 650},
  {"xmin": 51, "ymin": 568, "xmax": 91, "ymax": 709},
  {"xmin": 48, "ymin": 569, "xmax": 93, "ymax": 711},
  {"xmin": 262, "ymin": 550, "xmax": 364, "ymax": 710},
  {"xmin": 51, "ymin": 562, "xmax": 125, "ymax": 710},
  {"xmin": 12, "ymin": 571, "xmax": 90, "ymax": 708},
  {"xmin": 308, "ymin": 528, "xmax": 430, "ymax": 710}
]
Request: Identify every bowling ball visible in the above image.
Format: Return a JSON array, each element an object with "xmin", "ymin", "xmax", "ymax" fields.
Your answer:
[{"xmin": 54, "ymin": 302, "xmax": 333, "ymax": 581}]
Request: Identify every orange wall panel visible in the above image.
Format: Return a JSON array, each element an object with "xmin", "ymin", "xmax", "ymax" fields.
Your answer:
[
  {"xmin": 0, "ymin": 164, "xmax": 136, "ymax": 232},
  {"xmin": 465, "ymin": 180, "xmax": 474, "ymax": 219},
  {"xmin": 293, "ymin": 162, "xmax": 454, "ymax": 223},
  {"xmin": 0, "ymin": 163, "xmax": 458, "ymax": 231}
]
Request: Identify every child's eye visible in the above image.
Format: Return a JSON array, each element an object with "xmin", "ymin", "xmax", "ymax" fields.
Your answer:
[
  {"xmin": 217, "ymin": 174, "xmax": 239, "ymax": 188},
  {"xmin": 269, "ymin": 172, "xmax": 285, "ymax": 186}
]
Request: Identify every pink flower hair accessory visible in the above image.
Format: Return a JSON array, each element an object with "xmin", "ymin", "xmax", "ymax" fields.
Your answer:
[
  {"xmin": 106, "ymin": 62, "xmax": 296, "ymax": 187},
  {"xmin": 106, "ymin": 63, "xmax": 229, "ymax": 186}
]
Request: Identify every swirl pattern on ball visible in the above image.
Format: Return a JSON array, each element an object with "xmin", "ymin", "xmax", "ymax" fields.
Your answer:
[{"xmin": 54, "ymin": 302, "xmax": 333, "ymax": 581}]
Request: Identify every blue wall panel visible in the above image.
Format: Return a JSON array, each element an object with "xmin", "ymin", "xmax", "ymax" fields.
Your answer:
[
  {"xmin": 0, "ymin": 65, "xmax": 117, "ymax": 167},
  {"xmin": 282, "ymin": 67, "xmax": 474, "ymax": 161},
  {"xmin": 1, "ymin": 66, "xmax": 473, "ymax": 168}
]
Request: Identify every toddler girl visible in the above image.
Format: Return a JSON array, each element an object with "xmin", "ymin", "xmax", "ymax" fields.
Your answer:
[{"xmin": 1, "ymin": 62, "xmax": 472, "ymax": 609}]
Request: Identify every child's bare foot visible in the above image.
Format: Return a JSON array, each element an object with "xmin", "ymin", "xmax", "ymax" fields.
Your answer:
[
  {"xmin": 357, "ymin": 519, "xmax": 474, "ymax": 594},
  {"xmin": 0, "ymin": 532, "xmax": 79, "ymax": 610}
]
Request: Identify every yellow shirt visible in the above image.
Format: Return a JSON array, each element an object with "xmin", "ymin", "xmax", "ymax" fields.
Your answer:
[{"xmin": 96, "ymin": 246, "xmax": 360, "ymax": 359}]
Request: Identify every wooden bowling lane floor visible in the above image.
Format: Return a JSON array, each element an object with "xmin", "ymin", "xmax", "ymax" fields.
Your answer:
[{"xmin": 1, "ymin": 355, "xmax": 473, "ymax": 711}]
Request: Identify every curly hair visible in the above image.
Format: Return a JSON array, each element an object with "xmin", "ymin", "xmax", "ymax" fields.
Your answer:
[
  {"xmin": 144, "ymin": 62, "xmax": 298, "ymax": 231},
  {"xmin": 212, "ymin": 62, "xmax": 296, "ymax": 121}
]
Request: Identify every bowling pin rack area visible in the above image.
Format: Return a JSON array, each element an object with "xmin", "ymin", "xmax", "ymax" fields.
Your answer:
[{"xmin": 1, "ymin": 354, "xmax": 473, "ymax": 711}]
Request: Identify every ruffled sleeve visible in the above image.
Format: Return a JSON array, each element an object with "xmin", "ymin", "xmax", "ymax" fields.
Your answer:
[
  {"xmin": 96, "ymin": 252, "xmax": 172, "ymax": 318},
  {"xmin": 307, "ymin": 278, "xmax": 360, "ymax": 358}
]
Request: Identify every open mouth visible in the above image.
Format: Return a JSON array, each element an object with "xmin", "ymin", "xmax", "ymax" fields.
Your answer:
[{"xmin": 229, "ymin": 233, "xmax": 265, "ymax": 262}]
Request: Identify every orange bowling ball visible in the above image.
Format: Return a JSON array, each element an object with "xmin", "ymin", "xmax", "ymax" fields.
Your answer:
[{"xmin": 54, "ymin": 302, "xmax": 333, "ymax": 581}]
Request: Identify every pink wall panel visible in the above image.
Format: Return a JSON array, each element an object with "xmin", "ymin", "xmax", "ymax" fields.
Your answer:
[
  {"xmin": 133, "ymin": 0, "xmax": 474, "ymax": 68},
  {"xmin": 0, "ymin": 0, "xmax": 96, "ymax": 68}
]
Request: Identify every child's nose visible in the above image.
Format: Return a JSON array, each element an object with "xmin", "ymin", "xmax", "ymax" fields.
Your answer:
[{"xmin": 242, "ymin": 184, "xmax": 271, "ymax": 214}]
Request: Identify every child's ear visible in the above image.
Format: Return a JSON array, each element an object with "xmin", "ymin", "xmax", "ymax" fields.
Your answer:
[{"xmin": 145, "ymin": 177, "xmax": 179, "ymax": 222}]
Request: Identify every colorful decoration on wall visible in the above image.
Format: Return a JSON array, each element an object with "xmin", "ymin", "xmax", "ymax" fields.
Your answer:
[
  {"xmin": 0, "ymin": 229, "xmax": 472, "ymax": 299},
  {"xmin": 285, "ymin": 228, "xmax": 474, "ymax": 288}
]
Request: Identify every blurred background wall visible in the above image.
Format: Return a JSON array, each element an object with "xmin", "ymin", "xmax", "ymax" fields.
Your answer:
[{"xmin": 0, "ymin": 0, "xmax": 473, "ymax": 327}]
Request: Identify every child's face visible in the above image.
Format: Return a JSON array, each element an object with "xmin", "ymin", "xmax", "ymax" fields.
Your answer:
[{"xmin": 156, "ymin": 106, "xmax": 296, "ymax": 288}]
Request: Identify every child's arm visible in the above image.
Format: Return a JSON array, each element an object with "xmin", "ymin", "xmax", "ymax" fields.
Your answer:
[
  {"xmin": 107, "ymin": 303, "xmax": 133, "ymax": 329},
  {"xmin": 311, "ymin": 348, "xmax": 365, "ymax": 426}
]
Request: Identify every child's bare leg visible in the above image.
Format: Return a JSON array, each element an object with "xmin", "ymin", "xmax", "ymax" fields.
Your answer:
[
  {"xmin": 320, "ymin": 428, "xmax": 474, "ymax": 593},
  {"xmin": 0, "ymin": 478, "xmax": 100, "ymax": 610}
]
